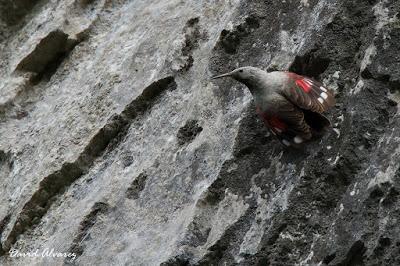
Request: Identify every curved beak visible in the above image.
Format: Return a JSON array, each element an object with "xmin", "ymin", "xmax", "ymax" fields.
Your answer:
[{"xmin": 211, "ymin": 71, "xmax": 233, "ymax": 79}]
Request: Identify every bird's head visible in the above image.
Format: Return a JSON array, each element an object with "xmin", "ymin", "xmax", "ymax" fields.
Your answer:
[
  {"xmin": 211, "ymin": 66, "xmax": 260, "ymax": 83},
  {"xmin": 211, "ymin": 67, "xmax": 268, "ymax": 95}
]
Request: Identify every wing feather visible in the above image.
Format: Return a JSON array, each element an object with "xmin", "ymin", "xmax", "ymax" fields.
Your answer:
[
  {"xmin": 280, "ymin": 73, "xmax": 335, "ymax": 113},
  {"xmin": 256, "ymin": 99, "xmax": 312, "ymax": 147}
]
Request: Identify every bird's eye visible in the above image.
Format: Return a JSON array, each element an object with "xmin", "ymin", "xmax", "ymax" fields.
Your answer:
[{"xmin": 239, "ymin": 70, "xmax": 243, "ymax": 73}]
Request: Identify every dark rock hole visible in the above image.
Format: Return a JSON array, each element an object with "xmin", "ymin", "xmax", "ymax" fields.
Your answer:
[
  {"xmin": 0, "ymin": 214, "xmax": 11, "ymax": 255},
  {"xmin": 15, "ymin": 30, "xmax": 79, "ymax": 85},
  {"xmin": 79, "ymin": 0, "xmax": 97, "ymax": 7},
  {"xmin": 0, "ymin": 0, "xmax": 41, "ymax": 25},
  {"xmin": 289, "ymin": 50, "xmax": 331, "ymax": 79},
  {"xmin": 126, "ymin": 173, "xmax": 148, "ymax": 200},
  {"xmin": 338, "ymin": 240, "xmax": 366, "ymax": 266},
  {"xmin": 177, "ymin": 120, "xmax": 203, "ymax": 145},
  {"xmin": 382, "ymin": 187, "xmax": 399, "ymax": 206},
  {"xmin": 323, "ymin": 252, "xmax": 336, "ymax": 264},
  {"xmin": 186, "ymin": 17, "xmax": 199, "ymax": 27},
  {"xmin": 0, "ymin": 213, "xmax": 11, "ymax": 238},
  {"xmin": 178, "ymin": 17, "xmax": 207, "ymax": 72},
  {"xmin": 0, "ymin": 150, "xmax": 13, "ymax": 179},
  {"xmin": 219, "ymin": 15, "xmax": 260, "ymax": 54}
]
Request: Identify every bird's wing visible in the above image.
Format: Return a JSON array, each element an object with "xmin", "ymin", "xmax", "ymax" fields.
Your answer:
[
  {"xmin": 257, "ymin": 100, "xmax": 312, "ymax": 147},
  {"xmin": 279, "ymin": 73, "xmax": 335, "ymax": 113}
]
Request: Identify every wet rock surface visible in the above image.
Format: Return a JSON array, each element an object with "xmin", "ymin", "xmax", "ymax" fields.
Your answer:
[{"xmin": 0, "ymin": 0, "xmax": 399, "ymax": 265}]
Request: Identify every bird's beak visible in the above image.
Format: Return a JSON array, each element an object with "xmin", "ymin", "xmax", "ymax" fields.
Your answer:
[{"xmin": 211, "ymin": 71, "xmax": 233, "ymax": 79}]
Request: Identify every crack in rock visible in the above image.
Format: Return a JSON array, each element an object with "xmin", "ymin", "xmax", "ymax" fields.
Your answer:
[
  {"xmin": 15, "ymin": 30, "xmax": 80, "ymax": 84},
  {"xmin": 125, "ymin": 172, "xmax": 148, "ymax": 200},
  {"xmin": 65, "ymin": 202, "xmax": 110, "ymax": 264},
  {"xmin": 0, "ymin": 0, "xmax": 43, "ymax": 25},
  {"xmin": 0, "ymin": 77, "xmax": 176, "ymax": 254}
]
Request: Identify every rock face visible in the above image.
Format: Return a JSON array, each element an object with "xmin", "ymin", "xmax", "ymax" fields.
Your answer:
[{"xmin": 0, "ymin": 0, "xmax": 399, "ymax": 265}]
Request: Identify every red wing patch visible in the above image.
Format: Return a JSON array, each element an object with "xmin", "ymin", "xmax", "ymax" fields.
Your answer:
[
  {"xmin": 268, "ymin": 117, "xmax": 287, "ymax": 130},
  {"xmin": 255, "ymin": 105, "xmax": 312, "ymax": 147},
  {"xmin": 284, "ymin": 72, "xmax": 336, "ymax": 113},
  {"xmin": 295, "ymin": 79, "xmax": 312, "ymax": 93},
  {"xmin": 256, "ymin": 107, "xmax": 287, "ymax": 131}
]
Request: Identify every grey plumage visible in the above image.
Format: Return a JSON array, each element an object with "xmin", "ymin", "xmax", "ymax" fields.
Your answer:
[{"xmin": 212, "ymin": 66, "xmax": 335, "ymax": 146}]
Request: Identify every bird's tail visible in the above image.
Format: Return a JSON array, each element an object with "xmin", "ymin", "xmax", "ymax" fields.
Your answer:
[{"xmin": 302, "ymin": 109, "xmax": 331, "ymax": 137}]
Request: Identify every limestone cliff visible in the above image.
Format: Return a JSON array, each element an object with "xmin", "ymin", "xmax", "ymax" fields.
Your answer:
[{"xmin": 0, "ymin": 0, "xmax": 399, "ymax": 265}]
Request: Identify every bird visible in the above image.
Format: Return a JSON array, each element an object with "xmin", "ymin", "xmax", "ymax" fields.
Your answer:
[{"xmin": 211, "ymin": 66, "xmax": 335, "ymax": 147}]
